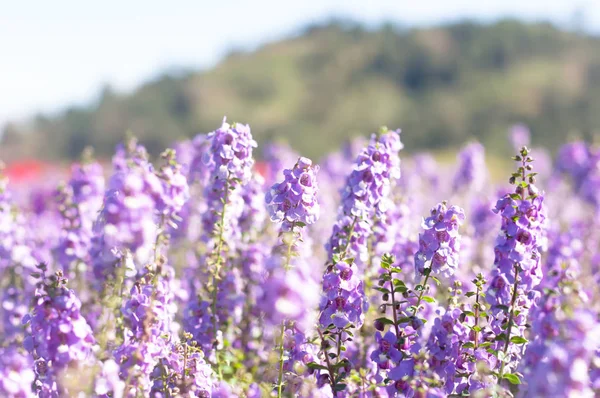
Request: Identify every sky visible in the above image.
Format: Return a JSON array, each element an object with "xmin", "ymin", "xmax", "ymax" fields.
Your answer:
[{"xmin": 0, "ymin": 0, "xmax": 598, "ymax": 128}]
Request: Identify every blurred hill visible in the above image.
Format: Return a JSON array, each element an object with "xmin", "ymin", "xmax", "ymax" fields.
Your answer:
[{"xmin": 3, "ymin": 19, "xmax": 600, "ymax": 162}]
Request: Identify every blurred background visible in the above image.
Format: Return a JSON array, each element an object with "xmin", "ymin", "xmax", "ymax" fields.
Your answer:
[{"xmin": 1, "ymin": 0, "xmax": 599, "ymax": 170}]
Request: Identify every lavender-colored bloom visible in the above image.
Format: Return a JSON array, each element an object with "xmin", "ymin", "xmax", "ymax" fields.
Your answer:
[
  {"xmin": 151, "ymin": 342, "xmax": 216, "ymax": 397},
  {"xmin": 24, "ymin": 277, "xmax": 95, "ymax": 370},
  {"xmin": 68, "ymin": 159, "xmax": 105, "ymax": 232},
  {"xmin": 93, "ymin": 359, "xmax": 125, "ymax": 397},
  {"xmin": 91, "ymin": 161, "xmax": 162, "ymax": 283},
  {"xmin": 260, "ymin": 158, "xmax": 321, "ymax": 333},
  {"xmin": 155, "ymin": 149, "xmax": 190, "ymax": 219},
  {"xmin": 239, "ymin": 174, "xmax": 267, "ymax": 239},
  {"xmin": 0, "ymin": 346, "xmax": 35, "ymax": 397},
  {"xmin": 414, "ymin": 202, "xmax": 465, "ymax": 278},
  {"xmin": 113, "ymin": 270, "xmax": 175, "ymax": 396},
  {"xmin": 266, "ymin": 157, "xmax": 320, "ymax": 232},
  {"xmin": 1, "ymin": 286, "xmax": 28, "ymax": 343},
  {"xmin": 521, "ymin": 307, "xmax": 600, "ymax": 397},
  {"xmin": 509, "ymin": 124, "xmax": 531, "ymax": 151},
  {"xmin": 556, "ymin": 141, "xmax": 600, "ymax": 211},
  {"xmin": 452, "ymin": 142, "xmax": 487, "ymax": 193},
  {"xmin": 260, "ymin": 261, "xmax": 320, "ymax": 332},
  {"xmin": 426, "ymin": 307, "xmax": 471, "ymax": 394},
  {"xmin": 262, "ymin": 142, "xmax": 299, "ymax": 185},
  {"xmin": 182, "ymin": 299, "xmax": 214, "ymax": 354},
  {"xmin": 201, "ymin": 118, "xmax": 257, "ymax": 248},
  {"xmin": 23, "ymin": 273, "xmax": 94, "ymax": 396}
]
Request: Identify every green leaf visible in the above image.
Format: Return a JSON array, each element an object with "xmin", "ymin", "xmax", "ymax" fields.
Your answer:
[
  {"xmin": 462, "ymin": 342, "xmax": 475, "ymax": 349},
  {"xmin": 306, "ymin": 362, "xmax": 328, "ymax": 371},
  {"xmin": 502, "ymin": 373, "xmax": 521, "ymax": 385},
  {"xmin": 421, "ymin": 296, "xmax": 436, "ymax": 303},
  {"xmin": 495, "ymin": 333, "xmax": 507, "ymax": 341},
  {"xmin": 430, "ymin": 276, "xmax": 441, "ymax": 286},
  {"xmin": 465, "ymin": 291, "xmax": 476, "ymax": 297},
  {"xmin": 393, "ymin": 286, "xmax": 408, "ymax": 294},
  {"xmin": 510, "ymin": 336, "xmax": 528, "ymax": 344},
  {"xmin": 373, "ymin": 287, "xmax": 391, "ymax": 294},
  {"xmin": 375, "ymin": 317, "xmax": 395, "ymax": 326},
  {"xmin": 334, "ymin": 383, "xmax": 347, "ymax": 392}
]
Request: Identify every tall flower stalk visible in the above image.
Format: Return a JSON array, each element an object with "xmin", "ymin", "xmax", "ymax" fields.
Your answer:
[
  {"xmin": 484, "ymin": 146, "xmax": 547, "ymax": 387},
  {"xmin": 317, "ymin": 128, "xmax": 402, "ymax": 393},
  {"xmin": 260, "ymin": 157, "xmax": 320, "ymax": 397},
  {"xmin": 185, "ymin": 118, "xmax": 256, "ymax": 365}
]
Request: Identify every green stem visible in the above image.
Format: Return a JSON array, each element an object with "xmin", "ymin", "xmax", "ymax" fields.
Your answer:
[
  {"xmin": 317, "ymin": 327, "xmax": 337, "ymax": 387},
  {"xmin": 411, "ymin": 271, "xmax": 431, "ymax": 317},
  {"xmin": 276, "ymin": 221, "xmax": 298, "ymax": 396},
  {"xmin": 474, "ymin": 284, "xmax": 481, "ymax": 348},
  {"xmin": 388, "ymin": 270, "xmax": 402, "ymax": 338}
]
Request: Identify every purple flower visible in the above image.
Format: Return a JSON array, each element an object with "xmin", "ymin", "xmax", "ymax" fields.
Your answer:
[
  {"xmin": 201, "ymin": 118, "xmax": 257, "ymax": 249},
  {"xmin": 414, "ymin": 202, "xmax": 465, "ymax": 278},
  {"xmin": 151, "ymin": 341, "xmax": 216, "ymax": 397},
  {"xmin": 0, "ymin": 346, "xmax": 35, "ymax": 397},
  {"xmin": 509, "ymin": 124, "xmax": 531, "ymax": 152},
  {"xmin": 453, "ymin": 142, "xmax": 488, "ymax": 193},
  {"xmin": 266, "ymin": 157, "xmax": 320, "ymax": 231}
]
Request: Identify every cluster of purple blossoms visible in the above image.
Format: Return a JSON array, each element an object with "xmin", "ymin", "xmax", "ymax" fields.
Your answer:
[
  {"xmin": 556, "ymin": 141, "xmax": 600, "ymax": 210},
  {"xmin": 2, "ymin": 286, "xmax": 28, "ymax": 342},
  {"xmin": 55, "ymin": 158, "xmax": 105, "ymax": 275},
  {"xmin": 23, "ymin": 272, "xmax": 95, "ymax": 394},
  {"xmin": 91, "ymin": 161, "xmax": 163, "ymax": 283},
  {"xmin": 68, "ymin": 159, "xmax": 105, "ymax": 232},
  {"xmin": 260, "ymin": 258, "xmax": 320, "ymax": 333},
  {"xmin": 509, "ymin": 124, "xmax": 531, "ymax": 152},
  {"xmin": 182, "ymin": 299, "xmax": 214, "ymax": 353},
  {"xmin": 102, "ymin": 166, "xmax": 162, "ymax": 256},
  {"xmin": 452, "ymin": 142, "xmax": 488, "ymax": 193},
  {"xmin": 266, "ymin": 156, "xmax": 320, "ymax": 233},
  {"xmin": 522, "ymin": 305, "xmax": 600, "ymax": 397},
  {"xmin": 201, "ymin": 118, "xmax": 257, "ymax": 245},
  {"xmin": 485, "ymin": 148, "xmax": 547, "ymax": 374},
  {"xmin": 426, "ymin": 306, "xmax": 471, "ymax": 394},
  {"xmin": 239, "ymin": 174, "xmax": 267, "ymax": 239},
  {"xmin": 0, "ymin": 346, "xmax": 35, "ymax": 397},
  {"xmin": 114, "ymin": 271, "xmax": 174, "ymax": 393},
  {"xmin": 262, "ymin": 142, "xmax": 299, "ymax": 185},
  {"xmin": 151, "ymin": 341, "xmax": 216, "ymax": 397},
  {"xmin": 325, "ymin": 128, "xmax": 402, "ymax": 265},
  {"xmin": 414, "ymin": 202, "xmax": 465, "ymax": 278},
  {"xmin": 155, "ymin": 149, "xmax": 190, "ymax": 220}
]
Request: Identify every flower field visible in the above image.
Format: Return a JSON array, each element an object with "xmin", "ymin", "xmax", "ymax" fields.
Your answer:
[{"xmin": 1, "ymin": 118, "xmax": 599, "ymax": 397}]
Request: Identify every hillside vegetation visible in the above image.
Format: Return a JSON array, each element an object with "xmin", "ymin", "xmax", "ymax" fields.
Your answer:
[{"xmin": 3, "ymin": 19, "xmax": 600, "ymax": 162}]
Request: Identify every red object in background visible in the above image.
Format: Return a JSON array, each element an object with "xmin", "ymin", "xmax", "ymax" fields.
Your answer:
[
  {"xmin": 5, "ymin": 160, "xmax": 53, "ymax": 182},
  {"xmin": 255, "ymin": 161, "xmax": 268, "ymax": 178}
]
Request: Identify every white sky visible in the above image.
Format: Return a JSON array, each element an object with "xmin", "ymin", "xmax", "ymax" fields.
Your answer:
[{"xmin": 0, "ymin": 0, "xmax": 597, "ymax": 128}]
